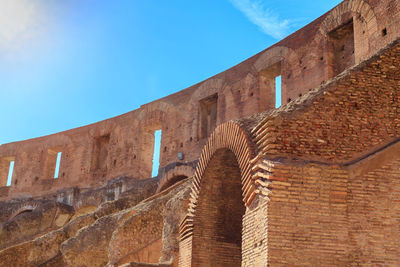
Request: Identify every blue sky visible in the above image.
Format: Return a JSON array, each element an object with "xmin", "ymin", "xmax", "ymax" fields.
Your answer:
[{"xmin": 0, "ymin": 0, "xmax": 341, "ymax": 145}]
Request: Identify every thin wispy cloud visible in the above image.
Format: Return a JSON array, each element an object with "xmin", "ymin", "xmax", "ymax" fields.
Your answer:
[
  {"xmin": 229, "ymin": 0, "xmax": 291, "ymax": 39},
  {"xmin": 0, "ymin": 0, "xmax": 37, "ymax": 45},
  {"xmin": 0, "ymin": 0, "xmax": 50, "ymax": 58}
]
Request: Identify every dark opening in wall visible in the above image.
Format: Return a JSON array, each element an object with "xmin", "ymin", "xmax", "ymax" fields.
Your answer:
[
  {"xmin": 328, "ymin": 19, "xmax": 355, "ymax": 76},
  {"xmin": 91, "ymin": 134, "xmax": 110, "ymax": 171},
  {"xmin": 259, "ymin": 61, "xmax": 282, "ymax": 111},
  {"xmin": 199, "ymin": 93, "xmax": 218, "ymax": 139},
  {"xmin": 152, "ymin": 130, "xmax": 162, "ymax": 177},
  {"xmin": 382, "ymin": 28, "xmax": 387, "ymax": 36},
  {"xmin": 191, "ymin": 149, "xmax": 245, "ymax": 265}
]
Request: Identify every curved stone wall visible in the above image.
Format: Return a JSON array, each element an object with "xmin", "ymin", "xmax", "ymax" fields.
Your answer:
[{"xmin": 0, "ymin": 0, "xmax": 399, "ymax": 201}]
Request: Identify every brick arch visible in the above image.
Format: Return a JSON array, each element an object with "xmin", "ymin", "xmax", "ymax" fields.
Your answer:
[
  {"xmin": 8, "ymin": 203, "xmax": 39, "ymax": 222},
  {"xmin": 253, "ymin": 46, "xmax": 293, "ymax": 73},
  {"xmin": 178, "ymin": 121, "xmax": 259, "ymax": 266},
  {"xmin": 190, "ymin": 78, "xmax": 225, "ymax": 102},
  {"xmin": 189, "ymin": 148, "xmax": 245, "ymax": 266},
  {"xmin": 319, "ymin": 0, "xmax": 378, "ymax": 36},
  {"xmin": 156, "ymin": 164, "xmax": 195, "ymax": 193},
  {"xmin": 186, "ymin": 121, "xmax": 256, "ymax": 210},
  {"xmin": 137, "ymin": 101, "xmax": 183, "ymax": 130},
  {"xmin": 137, "ymin": 101, "xmax": 180, "ymax": 121}
]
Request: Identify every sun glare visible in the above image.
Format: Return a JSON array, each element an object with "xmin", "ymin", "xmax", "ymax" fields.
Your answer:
[{"xmin": 0, "ymin": 0, "xmax": 44, "ymax": 51}]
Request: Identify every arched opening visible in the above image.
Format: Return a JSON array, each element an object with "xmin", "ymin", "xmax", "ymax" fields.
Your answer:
[
  {"xmin": 191, "ymin": 148, "xmax": 245, "ymax": 266},
  {"xmin": 8, "ymin": 206, "xmax": 35, "ymax": 221}
]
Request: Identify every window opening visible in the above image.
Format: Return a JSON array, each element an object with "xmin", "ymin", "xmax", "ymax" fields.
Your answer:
[
  {"xmin": 44, "ymin": 147, "xmax": 62, "ymax": 179},
  {"xmin": 199, "ymin": 94, "xmax": 218, "ymax": 139},
  {"xmin": 54, "ymin": 152, "xmax": 62, "ymax": 179},
  {"xmin": 91, "ymin": 134, "xmax": 110, "ymax": 171},
  {"xmin": 259, "ymin": 61, "xmax": 281, "ymax": 111},
  {"xmin": 328, "ymin": 19, "xmax": 355, "ymax": 76},
  {"xmin": 152, "ymin": 130, "xmax": 162, "ymax": 177},
  {"xmin": 6, "ymin": 161, "xmax": 14, "ymax": 186},
  {"xmin": 275, "ymin": 75, "xmax": 282, "ymax": 108}
]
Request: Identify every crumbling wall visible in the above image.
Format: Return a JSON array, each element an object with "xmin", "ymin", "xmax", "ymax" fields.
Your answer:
[
  {"xmin": 252, "ymin": 38, "xmax": 400, "ymax": 164},
  {"xmin": 1, "ymin": 0, "xmax": 399, "ymax": 202}
]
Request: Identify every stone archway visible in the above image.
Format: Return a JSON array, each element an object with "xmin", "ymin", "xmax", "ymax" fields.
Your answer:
[
  {"xmin": 8, "ymin": 203, "xmax": 39, "ymax": 222},
  {"xmin": 319, "ymin": 0, "xmax": 378, "ymax": 37},
  {"xmin": 319, "ymin": 0, "xmax": 378, "ymax": 64},
  {"xmin": 156, "ymin": 164, "xmax": 196, "ymax": 193},
  {"xmin": 178, "ymin": 121, "xmax": 258, "ymax": 266},
  {"xmin": 191, "ymin": 148, "xmax": 245, "ymax": 266}
]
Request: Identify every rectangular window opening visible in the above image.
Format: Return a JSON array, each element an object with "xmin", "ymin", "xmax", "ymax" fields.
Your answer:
[
  {"xmin": 328, "ymin": 19, "xmax": 355, "ymax": 77},
  {"xmin": 151, "ymin": 130, "xmax": 162, "ymax": 177},
  {"xmin": 91, "ymin": 135, "xmax": 110, "ymax": 171},
  {"xmin": 54, "ymin": 152, "xmax": 62, "ymax": 179},
  {"xmin": 259, "ymin": 61, "xmax": 281, "ymax": 111},
  {"xmin": 6, "ymin": 161, "xmax": 14, "ymax": 187},
  {"xmin": 275, "ymin": 75, "xmax": 282, "ymax": 108},
  {"xmin": 199, "ymin": 94, "xmax": 218, "ymax": 139},
  {"xmin": 45, "ymin": 147, "xmax": 62, "ymax": 179}
]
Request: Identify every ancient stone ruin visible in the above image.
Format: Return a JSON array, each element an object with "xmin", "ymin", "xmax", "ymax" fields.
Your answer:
[{"xmin": 1, "ymin": 0, "xmax": 400, "ymax": 266}]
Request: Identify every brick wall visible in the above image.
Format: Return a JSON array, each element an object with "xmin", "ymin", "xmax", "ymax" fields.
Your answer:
[
  {"xmin": 242, "ymin": 197, "xmax": 269, "ymax": 267},
  {"xmin": 264, "ymin": 140, "xmax": 400, "ymax": 266},
  {"xmin": 252, "ymin": 38, "xmax": 400, "ymax": 164},
  {"xmin": 267, "ymin": 163, "xmax": 350, "ymax": 266},
  {"xmin": 178, "ymin": 236, "xmax": 192, "ymax": 267},
  {"xmin": 347, "ymin": 148, "xmax": 400, "ymax": 265},
  {"xmin": 2, "ymin": 0, "xmax": 400, "ymax": 200},
  {"xmin": 190, "ymin": 149, "xmax": 245, "ymax": 266}
]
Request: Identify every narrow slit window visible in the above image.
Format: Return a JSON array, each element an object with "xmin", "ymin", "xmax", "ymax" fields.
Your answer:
[
  {"xmin": 6, "ymin": 161, "xmax": 14, "ymax": 186},
  {"xmin": 275, "ymin": 75, "xmax": 282, "ymax": 108},
  {"xmin": 54, "ymin": 152, "xmax": 62, "ymax": 179},
  {"xmin": 152, "ymin": 130, "xmax": 162, "ymax": 177}
]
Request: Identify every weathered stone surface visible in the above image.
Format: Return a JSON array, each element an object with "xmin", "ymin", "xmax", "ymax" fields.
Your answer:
[
  {"xmin": 0, "ymin": 177, "xmax": 170, "ymax": 266},
  {"xmin": 108, "ymin": 179, "xmax": 191, "ymax": 266},
  {"xmin": 61, "ymin": 212, "xmax": 127, "ymax": 267},
  {"xmin": 160, "ymin": 180, "xmax": 191, "ymax": 263},
  {"xmin": 63, "ymin": 213, "xmax": 96, "ymax": 239},
  {"xmin": 1, "ymin": 1, "xmax": 400, "ymax": 266},
  {"xmin": 0, "ymin": 201, "xmax": 74, "ymax": 250},
  {"xmin": 1, "ymin": 0, "xmax": 399, "ymax": 202},
  {"xmin": 0, "ymin": 229, "xmax": 67, "ymax": 267},
  {"xmin": 94, "ymin": 178, "xmax": 158, "ymax": 219},
  {"xmin": 55, "ymin": 179, "xmax": 190, "ymax": 267}
]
